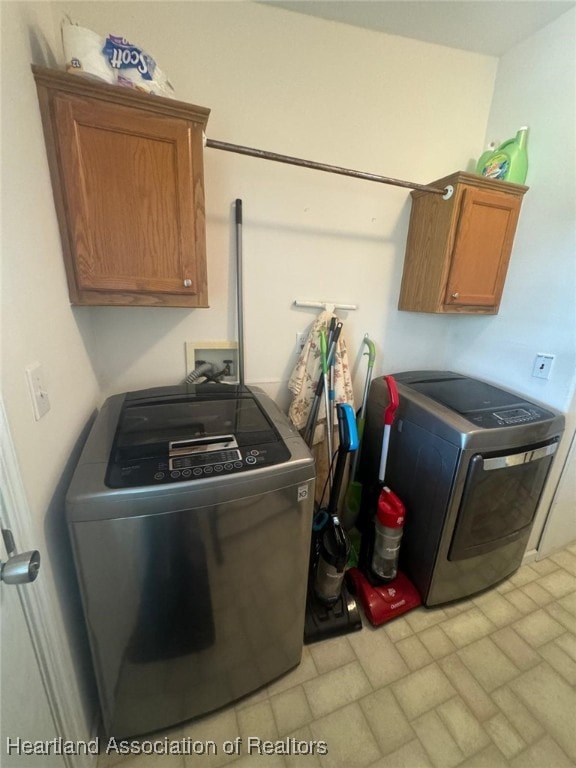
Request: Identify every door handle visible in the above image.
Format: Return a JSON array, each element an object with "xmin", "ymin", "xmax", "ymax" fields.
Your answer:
[
  {"xmin": 1, "ymin": 529, "xmax": 41, "ymax": 584},
  {"xmin": 1, "ymin": 550, "xmax": 41, "ymax": 584},
  {"xmin": 482, "ymin": 442, "xmax": 558, "ymax": 471}
]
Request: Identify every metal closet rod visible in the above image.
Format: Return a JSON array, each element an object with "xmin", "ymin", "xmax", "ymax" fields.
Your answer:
[{"xmin": 205, "ymin": 138, "xmax": 449, "ymax": 196}]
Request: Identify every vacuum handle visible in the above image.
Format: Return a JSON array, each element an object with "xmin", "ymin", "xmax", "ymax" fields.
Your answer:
[
  {"xmin": 379, "ymin": 425, "xmax": 391, "ymax": 485},
  {"xmin": 332, "ymin": 522, "xmax": 348, "ymax": 572},
  {"xmin": 337, "ymin": 402, "xmax": 359, "ymax": 453},
  {"xmin": 327, "ymin": 403, "xmax": 358, "ymax": 517},
  {"xmin": 383, "ymin": 375, "xmax": 399, "ymax": 425}
]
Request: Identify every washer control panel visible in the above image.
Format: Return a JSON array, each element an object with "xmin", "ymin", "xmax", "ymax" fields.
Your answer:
[{"xmin": 107, "ymin": 430, "xmax": 292, "ymax": 487}]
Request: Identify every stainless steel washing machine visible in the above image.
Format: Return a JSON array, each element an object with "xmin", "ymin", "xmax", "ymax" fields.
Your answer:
[
  {"xmin": 66, "ymin": 384, "xmax": 315, "ymax": 737},
  {"xmin": 360, "ymin": 371, "xmax": 564, "ymax": 606}
]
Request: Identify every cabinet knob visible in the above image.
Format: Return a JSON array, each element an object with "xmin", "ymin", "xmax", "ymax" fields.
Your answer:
[
  {"xmin": 183, "ymin": 279, "xmax": 192, "ymax": 288},
  {"xmin": 451, "ymin": 292, "xmax": 460, "ymax": 300}
]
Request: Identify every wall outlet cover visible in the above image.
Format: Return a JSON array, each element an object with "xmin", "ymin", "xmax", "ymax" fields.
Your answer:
[{"xmin": 532, "ymin": 353, "xmax": 555, "ymax": 380}]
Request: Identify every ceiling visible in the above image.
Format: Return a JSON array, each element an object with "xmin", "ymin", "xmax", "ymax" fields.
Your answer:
[{"xmin": 266, "ymin": 1, "xmax": 575, "ymax": 56}]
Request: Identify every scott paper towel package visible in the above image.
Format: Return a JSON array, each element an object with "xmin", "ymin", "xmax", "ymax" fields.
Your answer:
[
  {"xmin": 62, "ymin": 22, "xmax": 175, "ymax": 99},
  {"xmin": 62, "ymin": 24, "xmax": 116, "ymax": 84}
]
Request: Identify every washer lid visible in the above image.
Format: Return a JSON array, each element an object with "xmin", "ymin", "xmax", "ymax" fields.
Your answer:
[{"xmin": 105, "ymin": 385, "xmax": 291, "ymax": 488}]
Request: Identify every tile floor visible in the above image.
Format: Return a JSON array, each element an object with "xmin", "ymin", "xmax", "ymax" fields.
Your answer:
[{"xmin": 98, "ymin": 540, "xmax": 576, "ymax": 768}]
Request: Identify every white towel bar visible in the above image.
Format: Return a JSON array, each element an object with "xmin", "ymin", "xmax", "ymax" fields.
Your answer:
[{"xmin": 293, "ymin": 300, "xmax": 358, "ymax": 314}]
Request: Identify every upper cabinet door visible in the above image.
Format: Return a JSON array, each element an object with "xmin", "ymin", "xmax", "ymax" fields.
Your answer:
[
  {"xmin": 398, "ymin": 171, "xmax": 527, "ymax": 315},
  {"xmin": 33, "ymin": 66, "xmax": 210, "ymax": 307},
  {"xmin": 444, "ymin": 187, "xmax": 522, "ymax": 309},
  {"xmin": 54, "ymin": 95, "xmax": 201, "ymax": 296}
]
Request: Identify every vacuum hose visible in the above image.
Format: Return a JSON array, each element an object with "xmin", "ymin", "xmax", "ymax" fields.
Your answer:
[{"xmin": 184, "ymin": 362, "xmax": 225, "ymax": 384}]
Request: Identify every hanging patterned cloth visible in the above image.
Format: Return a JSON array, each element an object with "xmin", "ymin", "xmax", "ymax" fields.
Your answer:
[{"xmin": 288, "ymin": 310, "xmax": 355, "ymax": 444}]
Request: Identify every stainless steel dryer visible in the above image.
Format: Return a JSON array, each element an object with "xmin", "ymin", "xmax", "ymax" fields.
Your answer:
[
  {"xmin": 360, "ymin": 371, "xmax": 564, "ymax": 606},
  {"xmin": 66, "ymin": 384, "xmax": 315, "ymax": 737}
]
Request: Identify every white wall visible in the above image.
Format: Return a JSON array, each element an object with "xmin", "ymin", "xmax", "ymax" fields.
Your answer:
[
  {"xmin": 1, "ymin": 0, "xmax": 102, "ymax": 743},
  {"xmin": 2, "ymin": 0, "xmax": 574, "ymax": 741},
  {"xmin": 442, "ymin": 8, "xmax": 576, "ymax": 554},
  {"xmin": 50, "ymin": 1, "xmax": 497, "ymax": 407},
  {"xmin": 44, "ymin": 2, "xmax": 573, "ymax": 554},
  {"xmin": 0, "ymin": 3, "xmax": 495, "ymax": 735}
]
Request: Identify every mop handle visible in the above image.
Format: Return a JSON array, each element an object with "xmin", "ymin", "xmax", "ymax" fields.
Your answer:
[
  {"xmin": 379, "ymin": 375, "xmax": 399, "ymax": 484},
  {"xmin": 349, "ymin": 335, "xmax": 375, "ymax": 480},
  {"xmin": 320, "ymin": 330, "xmax": 334, "ymax": 487},
  {"xmin": 326, "ymin": 321, "xmax": 342, "ymax": 440},
  {"xmin": 235, "ymin": 199, "xmax": 245, "ymax": 387},
  {"xmin": 327, "ymin": 322, "xmax": 342, "ymax": 366},
  {"xmin": 302, "ymin": 321, "xmax": 342, "ymax": 445},
  {"xmin": 358, "ymin": 336, "xmax": 376, "ymax": 421},
  {"xmin": 320, "ymin": 329, "xmax": 328, "ymax": 377},
  {"xmin": 326, "ymin": 322, "xmax": 335, "ymax": 417},
  {"xmin": 325, "ymin": 321, "xmax": 340, "ymax": 433}
]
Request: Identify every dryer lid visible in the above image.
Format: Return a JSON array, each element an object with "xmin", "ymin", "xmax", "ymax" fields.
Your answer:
[
  {"xmin": 396, "ymin": 371, "xmax": 555, "ymax": 428},
  {"xmin": 408, "ymin": 375, "xmax": 525, "ymax": 414}
]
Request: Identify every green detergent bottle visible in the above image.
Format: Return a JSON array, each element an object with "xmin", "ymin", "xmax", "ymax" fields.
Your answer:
[
  {"xmin": 479, "ymin": 127, "xmax": 529, "ymax": 184},
  {"xmin": 475, "ymin": 142, "xmax": 496, "ymax": 175}
]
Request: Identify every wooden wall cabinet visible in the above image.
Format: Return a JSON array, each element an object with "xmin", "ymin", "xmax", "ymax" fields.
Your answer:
[
  {"xmin": 398, "ymin": 171, "xmax": 528, "ymax": 315},
  {"xmin": 32, "ymin": 66, "xmax": 210, "ymax": 307}
]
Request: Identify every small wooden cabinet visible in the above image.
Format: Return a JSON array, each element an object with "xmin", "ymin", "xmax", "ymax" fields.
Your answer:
[
  {"xmin": 32, "ymin": 66, "xmax": 210, "ymax": 307},
  {"xmin": 398, "ymin": 171, "xmax": 528, "ymax": 315}
]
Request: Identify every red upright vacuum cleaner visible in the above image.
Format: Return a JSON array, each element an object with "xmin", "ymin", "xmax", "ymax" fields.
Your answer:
[{"xmin": 347, "ymin": 375, "xmax": 421, "ymax": 626}]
